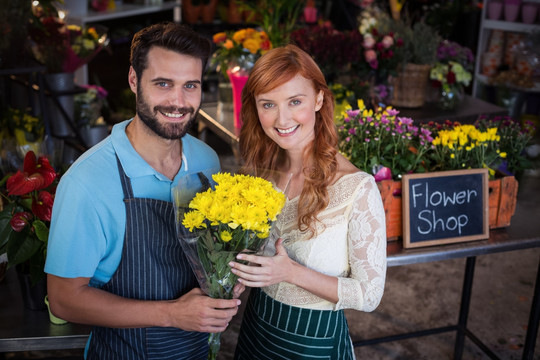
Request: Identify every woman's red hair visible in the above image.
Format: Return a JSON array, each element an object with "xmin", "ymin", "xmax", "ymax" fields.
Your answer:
[{"xmin": 239, "ymin": 44, "xmax": 338, "ymax": 234}]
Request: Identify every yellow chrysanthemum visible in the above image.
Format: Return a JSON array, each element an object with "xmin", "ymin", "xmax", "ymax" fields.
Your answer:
[
  {"xmin": 220, "ymin": 230, "xmax": 232, "ymax": 242},
  {"xmin": 182, "ymin": 211, "xmax": 207, "ymax": 231}
]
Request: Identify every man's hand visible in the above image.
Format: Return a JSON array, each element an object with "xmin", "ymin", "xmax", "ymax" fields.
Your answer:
[{"xmin": 171, "ymin": 288, "xmax": 241, "ymax": 333}]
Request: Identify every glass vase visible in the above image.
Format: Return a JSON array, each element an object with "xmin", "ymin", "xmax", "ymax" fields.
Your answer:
[{"xmin": 437, "ymin": 84, "xmax": 464, "ymax": 111}]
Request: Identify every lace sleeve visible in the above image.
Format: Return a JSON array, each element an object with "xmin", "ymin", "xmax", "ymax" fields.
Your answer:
[{"xmin": 336, "ymin": 175, "xmax": 387, "ymax": 311}]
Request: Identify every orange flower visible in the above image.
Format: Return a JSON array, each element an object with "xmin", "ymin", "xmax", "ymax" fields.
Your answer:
[
  {"xmin": 223, "ymin": 39, "xmax": 234, "ymax": 50},
  {"xmin": 213, "ymin": 32, "xmax": 227, "ymax": 44}
]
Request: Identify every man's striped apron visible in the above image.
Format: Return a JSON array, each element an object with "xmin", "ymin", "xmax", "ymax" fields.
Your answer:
[{"xmin": 86, "ymin": 156, "xmax": 208, "ymax": 359}]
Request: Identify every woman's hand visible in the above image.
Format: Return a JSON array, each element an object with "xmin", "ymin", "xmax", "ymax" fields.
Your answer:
[{"xmin": 229, "ymin": 238, "xmax": 294, "ymax": 287}]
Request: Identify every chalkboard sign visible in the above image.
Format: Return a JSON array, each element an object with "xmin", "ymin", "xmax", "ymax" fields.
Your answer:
[{"xmin": 402, "ymin": 169, "xmax": 489, "ymax": 248}]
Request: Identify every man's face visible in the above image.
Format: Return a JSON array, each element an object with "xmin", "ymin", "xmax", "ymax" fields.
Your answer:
[{"xmin": 128, "ymin": 46, "xmax": 203, "ymax": 139}]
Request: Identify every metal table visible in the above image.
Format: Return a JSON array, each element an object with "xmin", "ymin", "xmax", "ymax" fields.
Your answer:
[{"xmin": 355, "ymin": 173, "xmax": 540, "ymax": 360}]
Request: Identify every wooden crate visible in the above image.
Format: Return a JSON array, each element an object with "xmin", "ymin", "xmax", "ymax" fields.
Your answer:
[
  {"xmin": 377, "ymin": 180, "xmax": 403, "ymax": 241},
  {"xmin": 488, "ymin": 176, "xmax": 519, "ymax": 228},
  {"xmin": 377, "ymin": 176, "xmax": 518, "ymax": 240}
]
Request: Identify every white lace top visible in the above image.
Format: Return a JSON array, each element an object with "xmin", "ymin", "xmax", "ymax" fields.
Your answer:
[{"xmin": 262, "ymin": 171, "xmax": 387, "ymax": 311}]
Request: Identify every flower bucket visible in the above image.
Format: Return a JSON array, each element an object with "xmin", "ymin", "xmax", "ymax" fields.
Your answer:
[
  {"xmin": 227, "ymin": 70, "xmax": 249, "ymax": 129},
  {"xmin": 390, "ymin": 63, "xmax": 431, "ymax": 108},
  {"xmin": 377, "ymin": 176, "xmax": 518, "ymax": 240}
]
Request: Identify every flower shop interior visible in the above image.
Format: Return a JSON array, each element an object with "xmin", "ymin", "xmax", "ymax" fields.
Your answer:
[{"xmin": 1, "ymin": 0, "xmax": 540, "ymax": 359}]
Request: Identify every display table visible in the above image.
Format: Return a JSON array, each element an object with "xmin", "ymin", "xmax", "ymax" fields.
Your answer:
[
  {"xmin": 1, "ymin": 177, "xmax": 539, "ymax": 358},
  {"xmin": 397, "ymin": 94, "xmax": 507, "ymax": 124}
]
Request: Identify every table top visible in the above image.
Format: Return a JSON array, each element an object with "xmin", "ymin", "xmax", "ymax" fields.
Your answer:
[
  {"xmin": 394, "ymin": 95, "xmax": 508, "ymax": 124},
  {"xmin": 1, "ymin": 174, "xmax": 538, "ymax": 353}
]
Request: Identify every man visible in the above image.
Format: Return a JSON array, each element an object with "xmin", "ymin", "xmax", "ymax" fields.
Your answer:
[{"xmin": 45, "ymin": 23, "xmax": 242, "ymax": 359}]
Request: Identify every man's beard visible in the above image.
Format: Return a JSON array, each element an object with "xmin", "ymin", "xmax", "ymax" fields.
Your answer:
[{"xmin": 136, "ymin": 86, "xmax": 199, "ymax": 140}]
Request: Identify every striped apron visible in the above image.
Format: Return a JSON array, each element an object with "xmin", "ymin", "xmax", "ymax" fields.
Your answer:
[
  {"xmin": 234, "ymin": 288, "xmax": 355, "ymax": 360},
  {"xmin": 86, "ymin": 156, "xmax": 208, "ymax": 359}
]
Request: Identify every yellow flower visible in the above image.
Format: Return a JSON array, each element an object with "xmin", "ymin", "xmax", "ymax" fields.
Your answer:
[
  {"xmin": 182, "ymin": 211, "xmax": 207, "ymax": 231},
  {"xmin": 88, "ymin": 27, "xmax": 99, "ymax": 39},
  {"xmin": 220, "ymin": 230, "xmax": 232, "ymax": 242}
]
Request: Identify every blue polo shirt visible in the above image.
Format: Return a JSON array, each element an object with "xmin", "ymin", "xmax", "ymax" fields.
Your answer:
[{"xmin": 45, "ymin": 119, "xmax": 220, "ymax": 287}]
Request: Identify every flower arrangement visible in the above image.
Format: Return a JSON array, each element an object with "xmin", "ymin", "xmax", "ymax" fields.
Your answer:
[
  {"xmin": 430, "ymin": 61, "xmax": 472, "ymax": 89},
  {"xmin": 337, "ymin": 100, "xmax": 433, "ymax": 180},
  {"xmin": 429, "ymin": 123, "xmax": 504, "ymax": 177},
  {"xmin": 74, "ymin": 85, "xmax": 109, "ymax": 127},
  {"xmin": 28, "ymin": 3, "xmax": 107, "ymax": 73},
  {"xmin": 173, "ymin": 172, "xmax": 287, "ymax": 360},
  {"xmin": 337, "ymin": 101, "xmax": 535, "ymax": 180},
  {"xmin": 430, "ymin": 61, "xmax": 472, "ymax": 110},
  {"xmin": 0, "ymin": 151, "xmax": 58, "ymax": 285},
  {"xmin": 357, "ymin": 28, "xmax": 404, "ymax": 81},
  {"xmin": 211, "ymin": 28, "xmax": 272, "ymax": 77},
  {"xmin": 236, "ymin": 0, "xmax": 304, "ymax": 47},
  {"xmin": 436, "ymin": 40, "xmax": 475, "ymax": 72},
  {"xmin": 1, "ymin": 108, "xmax": 44, "ymax": 157},
  {"xmin": 475, "ymin": 115, "xmax": 536, "ymax": 178},
  {"xmin": 3, "ymin": 108, "xmax": 44, "ymax": 144},
  {"xmin": 291, "ymin": 22, "xmax": 363, "ymax": 82}
]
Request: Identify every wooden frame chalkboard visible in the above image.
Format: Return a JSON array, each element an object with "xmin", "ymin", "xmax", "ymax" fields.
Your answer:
[{"xmin": 402, "ymin": 169, "xmax": 489, "ymax": 248}]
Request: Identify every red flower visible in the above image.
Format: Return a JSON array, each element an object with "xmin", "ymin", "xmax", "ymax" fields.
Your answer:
[
  {"xmin": 6, "ymin": 151, "xmax": 57, "ymax": 196},
  {"xmin": 10, "ymin": 212, "xmax": 33, "ymax": 232},
  {"xmin": 32, "ymin": 191, "xmax": 54, "ymax": 222},
  {"xmin": 446, "ymin": 70, "xmax": 456, "ymax": 84}
]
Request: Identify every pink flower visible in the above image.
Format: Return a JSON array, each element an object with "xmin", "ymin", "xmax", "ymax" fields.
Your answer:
[
  {"xmin": 364, "ymin": 49, "xmax": 377, "ymax": 63},
  {"xmin": 381, "ymin": 35, "xmax": 394, "ymax": 49},
  {"xmin": 362, "ymin": 34, "xmax": 375, "ymax": 49}
]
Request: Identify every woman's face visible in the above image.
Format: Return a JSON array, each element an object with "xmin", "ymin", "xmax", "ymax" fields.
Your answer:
[{"xmin": 255, "ymin": 74, "xmax": 323, "ymax": 153}]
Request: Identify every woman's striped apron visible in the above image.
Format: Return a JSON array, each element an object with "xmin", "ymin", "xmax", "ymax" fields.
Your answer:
[
  {"xmin": 86, "ymin": 156, "xmax": 208, "ymax": 359},
  {"xmin": 235, "ymin": 288, "xmax": 355, "ymax": 360}
]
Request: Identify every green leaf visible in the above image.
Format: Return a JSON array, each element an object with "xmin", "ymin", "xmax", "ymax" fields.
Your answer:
[
  {"xmin": 33, "ymin": 220, "xmax": 49, "ymax": 242},
  {"xmin": 0, "ymin": 204, "xmax": 16, "ymax": 251},
  {"xmin": 7, "ymin": 229, "xmax": 43, "ymax": 267}
]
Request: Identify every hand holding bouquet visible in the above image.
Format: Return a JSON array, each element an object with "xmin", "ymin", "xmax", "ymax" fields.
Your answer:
[{"xmin": 173, "ymin": 171, "xmax": 287, "ymax": 360}]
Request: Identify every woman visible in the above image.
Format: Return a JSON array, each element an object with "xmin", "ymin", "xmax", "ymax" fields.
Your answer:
[{"xmin": 229, "ymin": 44, "xmax": 387, "ymax": 359}]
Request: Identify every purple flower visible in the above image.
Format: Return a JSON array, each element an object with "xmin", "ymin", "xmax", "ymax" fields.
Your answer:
[
  {"xmin": 398, "ymin": 117, "xmax": 413, "ymax": 126},
  {"xmin": 348, "ymin": 128, "xmax": 356, "ymax": 135}
]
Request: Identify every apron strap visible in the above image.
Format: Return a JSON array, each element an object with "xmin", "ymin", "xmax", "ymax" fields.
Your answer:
[{"xmin": 115, "ymin": 154, "xmax": 134, "ymax": 199}]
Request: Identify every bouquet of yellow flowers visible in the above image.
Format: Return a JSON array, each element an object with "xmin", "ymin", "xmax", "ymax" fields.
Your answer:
[
  {"xmin": 211, "ymin": 28, "xmax": 272, "ymax": 77},
  {"xmin": 173, "ymin": 171, "xmax": 287, "ymax": 360}
]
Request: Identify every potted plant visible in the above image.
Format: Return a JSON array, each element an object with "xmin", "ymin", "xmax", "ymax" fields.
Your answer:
[
  {"xmin": 336, "ymin": 101, "xmax": 536, "ymax": 239},
  {"xmin": 236, "ymin": 0, "xmax": 304, "ymax": 47},
  {"xmin": 430, "ymin": 40, "xmax": 474, "ymax": 110},
  {"xmin": 0, "ymin": 151, "xmax": 59, "ymax": 309},
  {"xmin": 74, "ymin": 85, "xmax": 110, "ymax": 148},
  {"xmin": 389, "ymin": 21, "xmax": 440, "ymax": 108}
]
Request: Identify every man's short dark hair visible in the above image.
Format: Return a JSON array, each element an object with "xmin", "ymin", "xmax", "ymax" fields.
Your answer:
[{"xmin": 130, "ymin": 22, "xmax": 212, "ymax": 80}]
